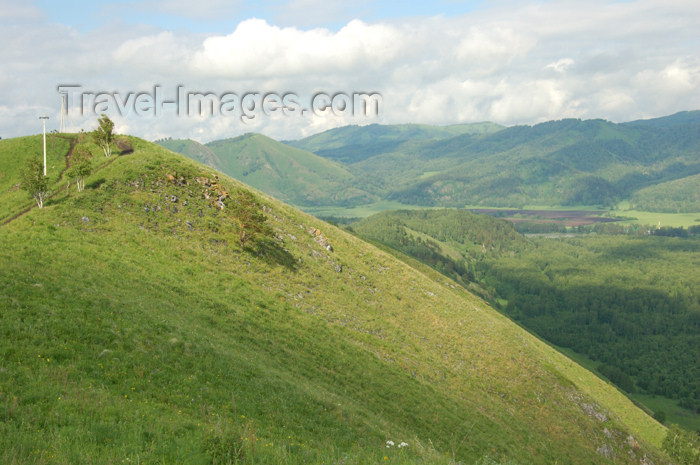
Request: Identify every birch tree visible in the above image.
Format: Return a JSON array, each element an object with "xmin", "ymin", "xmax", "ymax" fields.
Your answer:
[
  {"xmin": 21, "ymin": 156, "xmax": 50, "ymax": 208},
  {"xmin": 93, "ymin": 114, "xmax": 114, "ymax": 157},
  {"xmin": 66, "ymin": 146, "xmax": 93, "ymax": 192}
]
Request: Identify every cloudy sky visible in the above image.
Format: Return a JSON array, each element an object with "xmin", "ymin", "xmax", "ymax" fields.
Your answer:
[{"xmin": 1, "ymin": 0, "xmax": 698, "ymax": 142}]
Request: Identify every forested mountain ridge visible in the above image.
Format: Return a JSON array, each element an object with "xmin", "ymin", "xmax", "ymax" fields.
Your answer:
[{"xmin": 359, "ymin": 114, "xmax": 700, "ymax": 209}]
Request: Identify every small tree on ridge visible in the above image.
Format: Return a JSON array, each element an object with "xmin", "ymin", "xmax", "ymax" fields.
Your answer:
[
  {"xmin": 93, "ymin": 114, "xmax": 114, "ymax": 157},
  {"xmin": 66, "ymin": 146, "xmax": 93, "ymax": 192}
]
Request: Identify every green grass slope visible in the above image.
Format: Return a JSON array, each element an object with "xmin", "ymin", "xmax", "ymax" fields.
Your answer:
[
  {"xmin": 350, "ymin": 208, "xmax": 700, "ymax": 432},
  {"xmin": 200, "ymin": 133, "xmax": 376, "ymax": 207},
  {"xmin": 0, "ymin": 135, "xmax": 669, "ymax": 464}
]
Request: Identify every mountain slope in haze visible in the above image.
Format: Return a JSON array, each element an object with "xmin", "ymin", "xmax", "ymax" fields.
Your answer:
[
  {"xmin": 0, "ymin": 134, "xmax": 670, "ymax": 464},
  {"xmin": 623, "ymin": 110, "xmax": 700, "ymax": 129},
  {"xmin": 286, "ymin": 122, "xmax": 505, "ymax": 164},
  {"xmin": 630, "ymin": 172, "xmax": 700, "ymax": 212},
  {"xmin": 156, "ymin": 137, "xmax": 220, "ymax": 167},
  {"xmin": 160, "ymin": 113, "xmax": 700, "ymax": 214},
  {"xmin": 372, "ymin": 114, "xmax": 700, "ymax": 208},
  {"xmin": 284, "ymin": 113, "xmax": 700, "ymax": 211},
  {"xmin": 159, "ymin": 133, "xmax": 377, "ymax": 207}
]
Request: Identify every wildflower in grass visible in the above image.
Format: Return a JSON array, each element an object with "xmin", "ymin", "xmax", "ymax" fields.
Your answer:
[
  {"xmin": 398, "ymin": 442, "xmax": 408, "ymax": 448},
  {"xmin": 386, "ymin": 440, "xmax": 395, "ymax": 448}
]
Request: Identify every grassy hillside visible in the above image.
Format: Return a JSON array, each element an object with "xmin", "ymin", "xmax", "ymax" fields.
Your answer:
[
  {"xmin": 195, "ymin": 133, "xmax": 376, "ymax": 207},
  {"xmin": 0, "ymin": 134, "xmax": 671, "ymax": 464},
  {"xmin": 351, "ymin": 208, "xmax": 700, "ymax": 432}
]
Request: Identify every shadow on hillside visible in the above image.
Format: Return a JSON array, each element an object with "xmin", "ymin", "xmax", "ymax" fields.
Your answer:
[
  {"xmin": 245, "ymin": 240, "xmax": 298, "ymax": 271},
  {"xmin": 46, "ymin": 196, "xmax": 69, "ymax": 208},
  {"xmin": 86, "ymin": 178, "xmax": 106, "ymax": 190}
]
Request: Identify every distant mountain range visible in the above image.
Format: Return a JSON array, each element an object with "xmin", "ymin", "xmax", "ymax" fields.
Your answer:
[{"xmin": 157, "ymin": 111, "xmax": 700, "ymax": 213}]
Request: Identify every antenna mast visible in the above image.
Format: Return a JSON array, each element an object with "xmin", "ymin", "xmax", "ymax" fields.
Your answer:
[
  {"xmin": 59, "ymin": 92, "xmax": 66, "ymax": 132},
  {"xmin": 59, "ymin": 91, "xmax": 74, "ymax": 132},
  {"xmin": 39, "ymin": 114, "xmax": 49, "ymax": 176}
]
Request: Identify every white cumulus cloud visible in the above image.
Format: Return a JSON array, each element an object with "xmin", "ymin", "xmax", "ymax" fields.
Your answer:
[{"xmin": 0, "ymin": 0, "xmax": 698, "ymax": 141}]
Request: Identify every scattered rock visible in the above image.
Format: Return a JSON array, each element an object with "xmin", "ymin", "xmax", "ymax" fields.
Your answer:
[
  {"xmin": 626, "ymin": 435, "xmax": 640, "ymax": 450},
  {"xmin": 603, "ymin": 428, "xmax": 612, "ymax": 439},
  {"xmin": 309, "ymin": 227, "xmax": 333, "ymax": 252},
  {"xmin": 581, "ymin": 402, "xmax": 608, "ymax": 422},
  {"xmin": 81, "ymin": 216, "xmax": 90, "ymax": 223},
  {"xmin": 166, "ymin": 173, "xmax": 188, "ymax": 186},
  {"xmin": 596, "ymin": 443, "xmax": 614, "ymax": 459},
  {"xmin": 334, "ymin": 264, "xmax": 342, "ymax": 273},
  {"xmin": 196, "ymin": 175, "xmax": 229, "ymax": 209}
]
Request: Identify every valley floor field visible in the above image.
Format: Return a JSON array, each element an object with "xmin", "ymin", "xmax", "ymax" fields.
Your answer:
[
  {"xmin": 466, "ymin": 208, "xmax": 619, "ymax": 227},
  {"xmin": 305, "ymin": 202, "xmax": 700, "ymax": 229}
]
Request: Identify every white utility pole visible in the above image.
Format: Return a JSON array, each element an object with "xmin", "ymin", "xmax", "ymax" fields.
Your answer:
[
  {"xmin": 39, "ymin": 114, "xmax": 49, "ymax": 176},
  {"xmin": 59, "ymin": 93, "xmax": 66, "ymax": 133}
]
